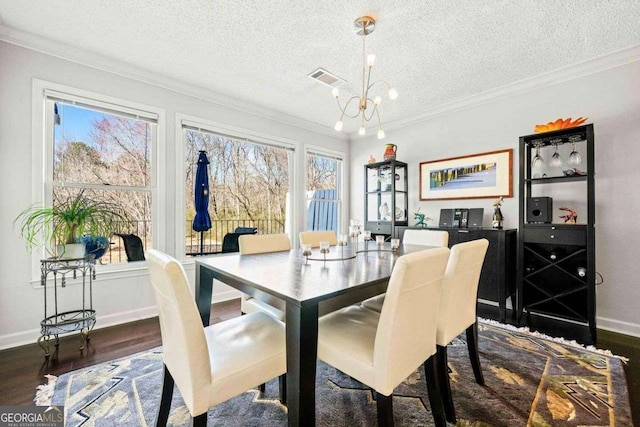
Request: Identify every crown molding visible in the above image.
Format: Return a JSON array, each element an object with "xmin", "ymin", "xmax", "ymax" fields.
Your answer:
[
  {"xmin": 0, "ymin": 24, "xmax": 346, "ymax": 141},
  {"xmin": 385, "ymin": 44, "xmax": 640, "ymax": 131}
]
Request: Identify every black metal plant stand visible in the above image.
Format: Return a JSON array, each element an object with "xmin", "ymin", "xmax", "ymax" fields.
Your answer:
[{"xmin": 38, "ymin": 255, "xmax": 96, "ymax": 359}]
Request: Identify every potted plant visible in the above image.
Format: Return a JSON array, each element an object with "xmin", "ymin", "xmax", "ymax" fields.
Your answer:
[{"xmin": 14, "ymin": 190, "xmax": 130, "ymax": 259}]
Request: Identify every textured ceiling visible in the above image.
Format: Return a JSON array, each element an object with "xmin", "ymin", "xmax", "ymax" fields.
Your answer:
[{"xmin": 1, "ymin": 1, "xmax": 640, "ymax": 136}]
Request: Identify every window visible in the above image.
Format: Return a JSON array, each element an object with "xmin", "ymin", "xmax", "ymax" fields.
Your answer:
[
  {"xmin": 305, "ymin": 150, "xmax": 343, "ymax": 234},
  {"xmin": 183, "ymin": 124, "xmax": 293, "ymax": 255},
  {"xmin": 46, "ymin": 91, "xmax": 157, "ymax": 264}
]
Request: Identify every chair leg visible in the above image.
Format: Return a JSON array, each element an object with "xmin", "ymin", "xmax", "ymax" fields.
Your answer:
[
  {"xmin": 156, "ymin": 364, "xmax": 174, "ymax": 427},
  {"xmin": 375, "ymin": 392, "xmax": 394, "ymax": 427},
  {"xmin": 192, "ymin": 413, "xmax": 207, "ymax": 427},
  {"xmin": 424, "ymin": 356, "xmax": 447, "ymax": 427},
  {"xmin": 466, "ymin": 321, "xmax": 485, "ymax": 385},
  {"xmin": 436, "ymin": 345, "xmax": 456, "ymax": 424},
  {"xmin": 279, "ymin": 374, "xmax": 287, "ymax": 405},
  {"xmin": 259, "ymin": 383, "xmax": 266, "ymax": 393}
]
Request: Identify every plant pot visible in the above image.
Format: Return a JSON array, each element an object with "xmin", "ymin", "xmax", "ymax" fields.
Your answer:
[{"xmin": 56, "ymin": 243, "xmax": 86, "ymax": 259}]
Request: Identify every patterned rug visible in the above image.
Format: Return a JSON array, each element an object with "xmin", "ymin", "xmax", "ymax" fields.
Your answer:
[{"xmin": 40, "ymin": 320, "xmax": 633, "ymax": 426}]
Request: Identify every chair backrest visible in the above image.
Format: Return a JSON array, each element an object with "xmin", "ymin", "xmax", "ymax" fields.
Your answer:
[
  {"xmin": 238, "ymin": 233, "xmax": 291, "ymax": 255},
  {"xmin": 115, "ymin": 233, "xmax": 146, "ymax": 261},
  {"xmin": 402, "ymin": 229, "xmax": 449, "ymax": 247},
  {"xmin": 436, "ymin": 239, "xmax": 489, "ymax": 346},
  {"xmin": 146, "ymin": 249, "xmax": 211, "ymax": 412},
  {"xmin": 374, "ymin": 247, "xmax": 451, "ymax": 394},
  {"xmin": 221, "ymin": 228, "xmax": 258, "ymax": 253},
  {"xmin": 299, "ymin": 230, "xmax": 338, "ymax": 248}
]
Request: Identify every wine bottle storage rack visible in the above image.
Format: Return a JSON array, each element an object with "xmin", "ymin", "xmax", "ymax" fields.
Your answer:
[{"xmin": 517, "ymin": 124, "xmax": 596, "ymax": 344}]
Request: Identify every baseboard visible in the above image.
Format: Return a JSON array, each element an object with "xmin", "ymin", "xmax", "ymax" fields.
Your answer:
[
  {"xmin": 0, "ymin": 289, "xmax": 242, "ymax": 351},
  {"xmin": 597, "ymin": 316, "xmax": 640, "ymax": 339}
]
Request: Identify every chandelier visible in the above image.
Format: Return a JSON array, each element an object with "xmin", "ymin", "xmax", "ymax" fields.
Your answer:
[{"xmin": 332, "ymin": 16, "xmax": 397, "ymax": 139}]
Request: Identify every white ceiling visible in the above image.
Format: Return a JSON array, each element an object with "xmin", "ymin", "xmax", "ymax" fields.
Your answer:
[{"xmin": 1, "ymin": 1, "xmax": 640, "ymax": 137}]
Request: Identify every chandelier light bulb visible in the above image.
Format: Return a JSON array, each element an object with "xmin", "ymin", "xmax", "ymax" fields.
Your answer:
[
  {"xmin": 374, "ymin": 96, "xmax": 382, "ymax": 106},
  {"xmin": 367, "ymin": 54, "xmax": 376, "ymax": 67},
  {"xmin": 359, "ymin": 126, "xmax": 366, "ymax": 136},
  {"xmin": 377, "ymin": 128, "xmax": 385, "ymax": 139},
  {"xmin": 388, "ymin": 88, "xmax": 398, "ymax": 100},
  {"xmin": 334, "ymin": 120, "xmax": 343, "ymax": 131},
  {"xmin": 332, "ymin": 88, "xmax": 340, "ymax": 98}
]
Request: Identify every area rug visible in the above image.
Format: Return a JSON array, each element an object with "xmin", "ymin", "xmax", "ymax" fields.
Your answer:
[{"xmin": 39, "ymin": 320, "xmax": 633, "ymax": 426}]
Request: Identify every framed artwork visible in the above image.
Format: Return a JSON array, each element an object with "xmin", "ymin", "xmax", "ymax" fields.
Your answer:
[{"xmin": 419, "ymin": 149, "xmax": 513, "ymax": 200}]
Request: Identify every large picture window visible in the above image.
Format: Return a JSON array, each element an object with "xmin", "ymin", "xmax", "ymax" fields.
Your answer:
[
  {"xmin": 183, "ymin": 125, "xmax": 293, "ymax": 255},
  {"xmin": 46, "ymin": 92, "xmax": 157, "ymax": 264}
]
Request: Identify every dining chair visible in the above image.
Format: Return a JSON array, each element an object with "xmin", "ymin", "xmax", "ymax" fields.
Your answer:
[
  {"xmin": 237, "ymin": 233, "xmax": 289, "ymax": 320},
  {"xmin": 360, "ymin": 229, "xmax": 449, "ymax": 312},
  {"xmin": 435, "ymin": 238, "xmax": 489, "ymax": 423},
  {"xmin": 298, "ymin": 230, "xmax": 338, "ymax": 248},
  {"xmin": 317, "ymin": 247, "xmax": 451, "ymax": 427},
  {"xmin": 145, "ymin": 249, "xmax": 287, "ymax": 427},
  {"xmin": 401, "ymin": 229, "xmax": 449, "ymax": 247}
]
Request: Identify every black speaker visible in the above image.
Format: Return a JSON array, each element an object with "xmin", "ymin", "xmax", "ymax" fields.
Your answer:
[
  {"xmin": 459, "ymin": 209, "xmax": 470, "ymax": 228},
  {"xmin": 439, "ymin": 209, "xmax": 455, "ymax": 228},
  {"xmin": 467, "ymin": 208, "xmax": 484, "ymax": 228},
  {"xmin": 527, "ymin": 197, "xmax": 553, "ymax": 223}
]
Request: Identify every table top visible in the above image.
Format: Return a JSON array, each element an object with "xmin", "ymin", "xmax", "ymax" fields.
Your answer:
[{"xmin": 196, "ymin": 243, "xmax": 433, "ymax": 308}]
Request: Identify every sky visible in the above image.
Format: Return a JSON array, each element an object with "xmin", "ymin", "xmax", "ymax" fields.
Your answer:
[{"xmin": 55, "ymin": 103, "xmax": 107, "ymax": 145}]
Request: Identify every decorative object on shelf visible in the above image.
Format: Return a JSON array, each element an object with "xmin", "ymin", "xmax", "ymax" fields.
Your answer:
[
  {"xmin": 413, "ymin": 208, "xmax": 432, "ymax": 228},
  {"xmin": 562, "ymin": 168, "xmax": 587, "ymax": 176},
  {"xmin": 379, "ymin": 202, "xmax": 391, "ymax": 220},
  {"xmin": 492, "ymin": 197, "xmax": 504, "ymax": 229},
  {"xmin": 559, "ymin": 207, "xmax": 577, "ymax": 224},
  {"xmin": 329, "ymin": 15, "xmax": 397, "ymax": 139},
  {"xmin": 14, "ymin": 189, "xmax": 130, "ymax": 259},
  {"xmin": 419, "ymin": 149, "xmax": 513, "ymax": 201},
  {"xmin": 367, "ymin": 155, "xmax": 376, "ymax": 164},
  {"xmin": 383, "ymin": 143, "xmax": 397, "ymax": 161},
  {"xmin": 534, "ymin": 117, "xmax": 587, "ymax": 133}
]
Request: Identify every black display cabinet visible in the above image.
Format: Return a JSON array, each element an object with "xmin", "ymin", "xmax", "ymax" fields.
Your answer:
[{"xmin": 364, "ymin": 160, "xmax": 408, "ymax": 238}]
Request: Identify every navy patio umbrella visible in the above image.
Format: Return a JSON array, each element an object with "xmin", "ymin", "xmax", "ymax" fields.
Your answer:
[{"xmin": 192, "ymin": 151, "xmax": 212, "ymax": 254}]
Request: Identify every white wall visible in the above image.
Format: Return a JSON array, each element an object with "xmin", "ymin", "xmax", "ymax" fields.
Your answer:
[
  {"xmin": 0, "ymin": 41, "xmax": 348, "ymax": 349},
  {"xmin": 350, "ymin": 58, "xmax": 640, "ymax": 337}
]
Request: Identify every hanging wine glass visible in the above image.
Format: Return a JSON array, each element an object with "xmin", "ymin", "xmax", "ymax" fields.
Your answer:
[
  {"xmin": 550, "ymin": 138, "xmax": 563, "ymax": 168},
  {"xmin": 531, "ymin": 143, "xmax": 545, "ymax": 169},
  {"xmin": 567, "ymin": 141, "xmax": 582, "ymax": 166}
]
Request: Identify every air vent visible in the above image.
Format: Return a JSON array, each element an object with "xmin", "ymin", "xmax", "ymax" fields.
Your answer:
[{"xmin": 308, "ymin": 68, "xmax": 346, "ymax": 88}]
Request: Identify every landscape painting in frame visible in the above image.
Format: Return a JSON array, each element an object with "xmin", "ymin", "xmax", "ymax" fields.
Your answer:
[{"xmin": 419, "ymin": 149, "xmax": 513, "ymax": 200}]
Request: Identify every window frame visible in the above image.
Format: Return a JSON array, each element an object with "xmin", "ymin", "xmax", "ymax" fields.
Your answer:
[
  {"xmin": 31, "ymin": 79, "xmax": 166, "ymax": 279},
  {"xmin": 304, "ymin": 145, "xmax": 346, "ymax": 235},
  {"xmin": 176, "ymin": 113, "xmax": 299, "ymax": 261}
]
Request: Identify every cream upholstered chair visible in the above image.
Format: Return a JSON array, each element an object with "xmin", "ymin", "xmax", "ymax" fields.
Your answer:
[
  {"xmin": 146, "ymin": 249, "xmax": 286, "ymax": 427},
  {"xmin": 238, "ymin": 233, "xmax": 289, "ymax": 320},
  {"xmin": 435, "ymin": 238, "xmax": 489, "ymax": 424},
  {"xmin": 299, "ymin": 230, "xmax": 338, "ymax": 248},
  {"xmin": 318, "ymin": 247, "xmax": 451, "ymax": 427},
  {"xmin": 401, "ymin": 229, "xmax": 449, "ymax": 247},
  {"xmin": 361, "ymin": 229, "xmax": 449, "ymax": 312}
]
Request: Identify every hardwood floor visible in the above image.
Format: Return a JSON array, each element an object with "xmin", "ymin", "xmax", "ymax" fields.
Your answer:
[{"xmin": 1, "ymin": 299, "xmax": 638, "ymax": 426}]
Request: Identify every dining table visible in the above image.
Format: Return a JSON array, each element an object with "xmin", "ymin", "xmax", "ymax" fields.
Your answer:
[{"xmin": 195, "ymin": 242, "xmax": 433, "ymax": 427}]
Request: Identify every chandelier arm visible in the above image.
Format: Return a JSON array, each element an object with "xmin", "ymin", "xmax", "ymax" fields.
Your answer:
[
  {"xmin": 339, "ymin": 96, "xmax": 365, "ymax": 119},
  {"xmin": 362, "ymin": 100, "xmax": 378, "ymax": 122},
  {"xmin": 367, "ymin": 79, "xmax": 393, "ymax": 92}
]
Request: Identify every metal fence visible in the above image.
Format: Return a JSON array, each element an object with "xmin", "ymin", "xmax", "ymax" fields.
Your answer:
[
  {"xmin": 93, "ymin": 218, "xmax": 285, "ymax": 264},
  {"xmin": 186, "ymin": 218, "xmax": 285, "ymax": 255}
]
